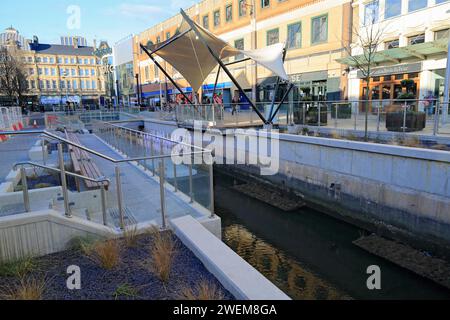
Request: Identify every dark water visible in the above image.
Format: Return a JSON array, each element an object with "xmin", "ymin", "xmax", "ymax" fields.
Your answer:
[{"xmin": 214, "ymin": 171, "xmax": 450, "ymax": 300}]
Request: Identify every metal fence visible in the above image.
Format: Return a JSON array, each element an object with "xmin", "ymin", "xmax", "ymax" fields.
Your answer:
[{"xmin": 155, "ymin": 100, "xmax": 450, "ymax": 136}]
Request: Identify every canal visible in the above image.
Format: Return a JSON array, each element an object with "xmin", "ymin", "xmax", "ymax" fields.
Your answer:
[{"xmin": 214, "ymin": 170, "xmax": 450, "ymax": 300}]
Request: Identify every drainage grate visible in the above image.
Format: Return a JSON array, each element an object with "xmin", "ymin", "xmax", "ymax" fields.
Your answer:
[{"xmin": 108, "ymin": 207, "xmax": 137, "ymax": 227}]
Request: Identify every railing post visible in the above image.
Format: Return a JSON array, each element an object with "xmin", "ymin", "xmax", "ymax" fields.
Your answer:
[
  {"xmin": 209, "ymin": 159, "xmax": 215, "ymax": 218},
  {"xmin": 433, "ymin": 101, "xmax": 440, "ymax": 136},
  {"xmin": 143, "ymin": 134, "xmax": 148, "ymax": 171},
  {"xmin": 318, "ymin": 102, "xmax": 321, "ymax": 131},
  {"xmin": 20, "ymin": 166, "xmax": 31, "ymax": 213},
  {"xmin": 377, "ymin": 102, "xmax": 381, "ymax": 132},
  {"xmin": 101, "ymin": 184, "xmax": 107, "ymax": 226},
  {"xmin": 41, "ymin": 137, "xmax": 46, "ymax": 165},
  {"xmin": 334, "ymin": 103, "xmax": 338, "ymax": 129},
  {"xmin": 150, "ymin": 138, "xmax": 155, "ymax": 176},
  {"xmin": 159, "ymin": 159, "xmax": 167, "ymax": 230},
  {"xmin": 402, "ymin": 102, "xmax": 407, "ymax": 133},
  {"xmin": 58, "ymin": 143, "xmax": 71, "ymax": 218},
  {"xmin": 115, "ymin": 165, "xmax": 125, "ymax": 230},
  {"xmin": 173, "ymin": 163, "xmax": 178, "ymax": 192},
  {"xmin": 189, "ymin": 161, "xmax": 194, "ymax": 204}
]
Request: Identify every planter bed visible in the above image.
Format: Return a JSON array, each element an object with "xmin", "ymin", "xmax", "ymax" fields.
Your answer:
[{"xmin": 0, "ymin": 232, "xmax": 234, "ymax": 300}]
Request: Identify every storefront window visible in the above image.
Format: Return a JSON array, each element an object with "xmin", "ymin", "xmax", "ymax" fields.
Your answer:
[
  {"xmin": 382, "ymin": 85, "xmax": 391, "ymax": 100},
  {"xmin": 203, "ymin": 15, "xmax": 209, "ymax": 29},
  {"xmin": 239, "ymin": 0, "xmax": 247, "ymax": 17},
  {"xmin": 408, "ymin": 0, "xmax": 427, "ymax": 12},
  {"xmin": 214, "ymin": 10, "xmax": 221, "ymax": 27},
  {"xmin": 234, "ymin": 39, "xmax": 244, "ymax": 60},
  {"xmin": 226, "ymin": 5, "xmax": 233, "ymax": 22},
  {"xmin": 385, "ymin": 0, "xmax": 402, "ymax": 19}
]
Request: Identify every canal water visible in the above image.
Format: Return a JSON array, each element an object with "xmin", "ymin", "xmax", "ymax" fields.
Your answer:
[{"xmin": 214, "ymin": 171, "xmax": 450, "ymax": 300}]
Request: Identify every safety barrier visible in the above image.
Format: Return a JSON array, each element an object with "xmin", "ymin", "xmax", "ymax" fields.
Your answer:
[{"xmin": 0, "ymin": 107, "xmax": 24, "ymax": 142}]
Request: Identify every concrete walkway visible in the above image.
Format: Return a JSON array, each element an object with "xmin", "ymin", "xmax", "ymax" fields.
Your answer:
[{"xmin": 76, "ymin": 133, "xmax": 203, "ymax": 227}]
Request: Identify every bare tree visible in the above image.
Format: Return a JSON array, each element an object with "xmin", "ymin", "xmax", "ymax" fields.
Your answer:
[
  {"xmin": 342, "ymin": 15, "xmax": 387, "ymax": 141},
  {"xmin": 0, "ymin": 46, "xmax": 29, "ymax": 106}
]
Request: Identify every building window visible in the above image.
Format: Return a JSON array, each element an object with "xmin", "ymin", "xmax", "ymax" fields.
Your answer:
[
  {"xmin": 29, "ymin": 68, "xmax": 34, "ymax": 75},
  {"xmin": 214, "ymin": 10, "xmax": 221, "ymax": 27},
  {"xmin": 90, "ymin": 58, "xmax": 95, "ymax": 64},
  {"xmin": 73, "ymin": 80, "xmax": 77, "ymax": 89},
  {"xmin": 80, "ymin": 80, "xmax": 85, "ymax": 90},
  {"xmin": 44, "ymin": 68, "xmax": 49, "ymax": 76},
  {"xmin": 39, "ymin": 80, "xmax": 44, "ymax": 89},
  {"xmin": 203, "ymin": 15, "xmax": 209, "ymax": 29},
  {"xmin": 385, "ymin": 39, "xmax": 399, "ymax": 49},
  {"xmin": 43, "ymin": 57, "xmax": 48, "ymax": 63},
  {"xmin": 86, "ymin": 81, "xmax": 91, "ymax": 90},
  {"xmin": 52, "ymin": 80, "xmax": 57, "ymax": 89},
  {"xmin": 51, "ymin": 68, "xmax": 56, "ymax": 76},
  {"xmin": 64, "ymin": 58, "xmax": 69, "ymax": 64},
  {"xmin": 38, "ymin": 68, "xmax": 42, "ymax": 75},
  {"xmin": 30, "ymin": 80, "xmax": 35, "ymax": 89},
  {"xmin": 79, "ymin": 69, "xmax": 84, "ymax": 76},
  {"xmin": 364, "ymin": 1, "xmax": 379, "ymax": 25},
  {"xmin": 261, "ymin": 0, "xmax": 270, "ymax": 8},
  {"xmin": 91, "ymin": 69, "xmax": 95, "ymax": 76},
  {"xmin": 311, "ymin": 14, "xmax": 328, "ymax": 44},
  {"xmin": 408, "ymin": 0, "xmax": 427, "ymax": 12},
  {"xmin": 84, "ymin": 59, "xmax": 88, "ymax": 64},
  {"xmin": 234, "ymin": 38, "xmax": 245, "ymax": 60},
  {"xmin": 226, "ymin": 4, "xmax": 233, "ymax": 22},
  {"xmin": 267, "ymin": 28, "xmax": 279, "ymax": 46},
  {"xmin": 50, "ymin": 57, "xmax": 55, "ymax": 63},
  {"xmin": 57, "ymin": 57, "xmax": 62, "ymax": 64},
  {"xmin": 28, "ymin": 57, "xmax": 33, "ymax": 63},
  {"xmin": 385, "ymin": 0, "xmax": 402, "ymax": 19},
  {"xmin": 287, "ymin": 22, "xmax": 302, "ymax": 49},
  {"xmin": 434, "ymin": 28, "xmax": 450, "ymax": 41},
  {"xmin": 166, "ymin": 32, "xmax": 171, "ymax": 40},
  {"xmin": 46, "ymin": 80, "xmax": 51, "ymax": 89},
  {"xmin": 70, "ymin": 58, "xmax": 75, "ymax": 64},
  {"xmin": 408, "ymin": 33, "xmax": 425, "ymax": 45},
  {"xmin": 239, "ymin": 0, "xmax": 247, "ymax": 17}
]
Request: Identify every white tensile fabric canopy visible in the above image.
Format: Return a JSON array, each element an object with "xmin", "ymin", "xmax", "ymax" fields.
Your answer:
[{"xmin": 146, "ymin": 12, "xmax": 289, "ymax": 92}]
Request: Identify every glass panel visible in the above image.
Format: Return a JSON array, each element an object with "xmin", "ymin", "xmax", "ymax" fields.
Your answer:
[
  {"xmin": 434, "ymin": 28, "xmax": 450, "ymax": 41},
  {"xmin": 267, "ymin": 28, "xmax": 279, "ymax": 46},
  {"xmin": 385, "ymin": 0, "xmax": 402, "ymax": 19},
  {"xmin": 382, "ymin": 85, "xmax": 391, "ymax": 100},
  {"xmin": 311, "ymin": 15, "xmax": 328, "ymax": 44},
  {"xmin": 364, "ymin": 1, "xmax": 379, "ymax": 25},
  {"xmin": 408, "ymin": 0, "xmax": 427, "ymax": 12},
  {"xmin": 287, "ymin": 23, "xmax": 302, "ymax": 49},
  {"xmin": 408, "ymin": 34, "xmax": 425, "ymax": 45},
  {"xmin": 385, "ymin": 39, "xmax": 399, "ymax": 49}
]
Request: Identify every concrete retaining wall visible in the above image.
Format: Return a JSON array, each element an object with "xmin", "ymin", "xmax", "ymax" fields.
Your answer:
[
  {"xmin": 171, "ymin": 215, "xmax": 290, "ymax": 300},
  {"xmin": 0, "ymin": 210, "xmax": 117, "ymax": 262}
]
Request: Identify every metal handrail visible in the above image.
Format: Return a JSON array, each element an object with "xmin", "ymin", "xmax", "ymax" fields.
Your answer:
[
  {"xmin": 13, "ymin": 161, "xmax": 110, "ymax": 186},
  {"xmin": 1, "ymin": 129, "xmax": 211, "ymax": 164}
]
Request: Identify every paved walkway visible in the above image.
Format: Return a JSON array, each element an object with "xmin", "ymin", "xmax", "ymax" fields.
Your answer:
[{"xmin": 76, "ymin": 134, "xmax": 203, "ymax": 227}]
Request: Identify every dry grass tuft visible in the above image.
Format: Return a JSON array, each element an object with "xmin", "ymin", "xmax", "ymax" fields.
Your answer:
[
  {"xmin": 0, "ymin": 277, "xmax": 47, "ymax": 300},
  {"xmin": 86, "ymin": 240, "xmax": 121, "ymax": 270},
  {"xmin": 123, "ymin": 226, "xmax": 139, "ymax": 248},
  {"xmin": 400, "ymin": 136, "xmax": 422, "ymax": 148},
  {"xmin": 330, "ymin": 131, "xmax": 341, "ymax": 140},
  {"xmin": 148, "ymin": 229, "xmax": 176, "ymax": 284},
  {"xmin": 178, "ymin": 280, "xmax": 225, "ymax": 300}
]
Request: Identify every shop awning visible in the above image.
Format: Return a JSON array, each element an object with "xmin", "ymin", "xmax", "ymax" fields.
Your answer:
[
  {"xmin": 146, "ymin": 10, "xmax": 288, "ymax": 92},
  {"xmin": 337, "ymin": 39, "xmax": 449, "ymax": 66}
]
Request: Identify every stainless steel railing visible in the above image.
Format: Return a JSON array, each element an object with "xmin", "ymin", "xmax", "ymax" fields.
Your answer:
[{"xmin": 3, "ymin": 127, "xmax": 214, "ymax": 230}]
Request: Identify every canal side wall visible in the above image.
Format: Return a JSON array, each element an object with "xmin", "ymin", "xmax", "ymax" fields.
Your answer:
[
  {"xmin": 141, "ymin": 119, "xmax": 450, "ymax": 250},
  {"xmin": 219, "ymin": 132, "xmax": 450, "ymax": 250}
]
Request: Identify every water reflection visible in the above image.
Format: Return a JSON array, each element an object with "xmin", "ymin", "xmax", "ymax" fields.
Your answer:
[{"xmin": 223, "ymin": 222, "xmax": 349, "ymax": 300}]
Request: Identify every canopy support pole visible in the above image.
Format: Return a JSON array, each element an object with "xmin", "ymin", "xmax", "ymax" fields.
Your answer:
[
  {"xmin": 180, "ymin": 9, "xmax": 268, "ymax": 125},
  {"xmin": 140, "ymin": 43, "xmax": 194, "ymax": 106},
  {"xmin": 269, "ymin": 83, "xmax": 295, "ymax": 124},
  {"xmin": 213, "ymin": 66, "xmax": 221, "ymax": 97},
  {"xmin": 268, "ymin": 46, "xmax": 288, "ymax": 124}
]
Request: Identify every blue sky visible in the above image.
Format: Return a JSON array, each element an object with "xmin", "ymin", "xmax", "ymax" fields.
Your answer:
[{"xmin": 1, "ymin": 0, "xmax": 195, "ymax": 46}]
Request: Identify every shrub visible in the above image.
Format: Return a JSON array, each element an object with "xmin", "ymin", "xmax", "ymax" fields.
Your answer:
[
  {"xmin": 113, "ymin": 283, "xmax": 140, "ymax": 300},
  {"xmin": 148, "ymin": 230, "xmax": 176, "ymax": 284},
  {"xmin": 87, "ymin": 240, "xmax": 121, "ymax": 270},
  {"xmin": 35, "ymin": 183, "xmax": 53, "ymax": 189},
  {"xmin": 123, "ymin": 226, "xmax": 139, "ymax": 248},
  {"xmin": 0, "ymin": 277, "xmax": 46, "ymax": 300},
  {"xmin": 0, "ymin": 257, "xmax": 37, "ymax": 278},
  {"xmin": 178, "ymin": 280, "xmax": 225, "ymax": 300}
]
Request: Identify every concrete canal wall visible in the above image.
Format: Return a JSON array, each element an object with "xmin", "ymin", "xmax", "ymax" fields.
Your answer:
[{"xmin": 142, "ymin": 118, "xmax": 450, "ymax": 250}]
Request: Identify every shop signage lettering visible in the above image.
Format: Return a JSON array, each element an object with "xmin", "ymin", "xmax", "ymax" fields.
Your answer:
[{"xmin": 357, "ymin": 63, "xmax": 422, "ymax": 78}]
